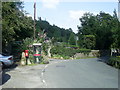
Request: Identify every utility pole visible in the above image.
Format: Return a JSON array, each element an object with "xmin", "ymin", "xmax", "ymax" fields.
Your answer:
[
  {"xmin": 75, "ymin": 35, "xmax": 78, "ymax": 46},
  {"xmin": 34, "ymin": 2, "xmax": 36, "ymax": 40},
  {"xmin": 118, "ymin": 0, "xmax": 120, "ymax": 22}
]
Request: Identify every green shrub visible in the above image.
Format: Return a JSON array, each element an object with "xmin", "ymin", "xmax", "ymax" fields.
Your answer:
[
  {"xmin": 78, "ymin": 35, "xmax": 95, "ymax": 49},
  {"xmin": 67, "ymin": 45, "xmax": 79, "ymax": 48},
  {"xmin": 51, "ymin": 45, "xmax": 91, "ymax": 59},
  {"xmin": 11, "ymin": 42, "xmax": 22, "ymax": 58},
  {"xmin": 76, "ymin": 48, "xmax": 91, "ymax": 53},
  {"xmin": 51, "ymin": 46, "xmax": 76, "ymax": 58},
  {"xmin": 52, "ymin": 54, "xmax": 62, "ymax": 58},
  {"xmin": 42, "ymin": 43, "xmax": 49, "ymax": 55},
  {"xmin": 21, "ymin": 38, "xmax": 34, "ymax": 51},
  {"xmin": 75, "ymin": 48, "xmax": 91, "ymax": 56},
  {"xmin": 108, "ymin": 57, "xmax": 120, "ymax": 69}
]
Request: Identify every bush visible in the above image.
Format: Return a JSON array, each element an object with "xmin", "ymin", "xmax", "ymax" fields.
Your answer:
[
  {"xmin": 76, "ymin": 49, "xmax": 91, "ymax": 53},
  {"xmin": 51, "ymin": 46, "xmax": 76, "ymax": 58},
  {"xmin": 108, "ymin": 57, "xmax": 120, "ymax": 69},
  {"xmin": 74, "ymin": 49, "xmax": 91, "ymax": 56},
  {"xmin": 42, "ymin": 43, "xmax": 49, "ymax": 55},
  {"xmin": 11, "ymin": 41, "xmax": 22, "ymax": 59},
  {"xmin": 67, "ymin": 45, "xmax": 79, "ymax": 49},
  {"xmin": 78, "ymin": 35, "xmax": 95, "ymax": 49},
  {"xmin": 51, "ymin": 45, "xmax": 91, "ymax": 59},
  {"xmin": 21, "ymin": 38, "xmax": 34, "ymax": 51}
]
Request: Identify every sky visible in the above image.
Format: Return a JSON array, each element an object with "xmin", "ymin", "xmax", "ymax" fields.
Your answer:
[{"xmin": 22, "ymin": 0, "xmax": 119, "ymax": 33}]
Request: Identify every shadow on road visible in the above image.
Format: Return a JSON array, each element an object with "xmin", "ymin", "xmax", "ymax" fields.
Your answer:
[
  {"xmin": 1, "ymin": 72, "xmax": 11, "ymax": 85},
  {"xmin": 3, "ymin": 63, "xmax": 18, "ymax": 72},
  {"xmin": 0, "ymin": 68, "xmax": 11, "ymax": 86},
  {"xmin": 97, "ymin": 56, "xmax": 110, "ymax": 63},
  {"xmin": 0, "ymin": 63, "xmax": 18, "ymax": 85}
]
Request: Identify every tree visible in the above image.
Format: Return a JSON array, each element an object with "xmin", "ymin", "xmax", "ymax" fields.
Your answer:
[
  {"xmin": 36, "ymin": 18, "xmax": 74, "ymax": 43},
  {"xmin": 84, "ymin": 35, "xmax": 95, "ymax": 49},
  {"xmin": 95, "ymin": 12, "xmax": 115, "ymax": 49},
  {"xmin": 78, "ymin": 12, "xmax": 116, "ymax": 50},
  {"xmin": 68, "ymin": 33, "xmax": 76, "ymax": 45},
  {"xmin": 2, "ymin": 2, "xmax": 33, "ymax": 52},
  {"xmin": 78, "ymin": 13, "xmax": 97, "ymax": 35},
  {"xmin": 111, "ymin": 9, "xmax": 120, "ymax": 49}
]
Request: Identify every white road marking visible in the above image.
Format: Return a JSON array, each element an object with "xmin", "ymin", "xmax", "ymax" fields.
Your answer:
[
  {"xmin": 42, "ymin": 80, "xmax": 47, "ymax": 87},
  {"xmin": 42, "ymin": 69, "xmax": 45, "ymax": 72},
  {"xmin": 42, "ymin": 80, "xmax": 45, "ymax": 83},
  {"xmin": 41, "ymin": 72, "xmax": 43, "ymax": 76},
  {"xmin": 41, "ymin": 64, "xmax": 49, "ymax": 87},
  {"xmin": 45, "ymin": 65, "xmax": 48, "ymax": 68}
]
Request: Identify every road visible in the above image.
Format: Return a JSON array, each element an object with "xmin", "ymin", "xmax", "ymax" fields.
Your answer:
[
  {"xmin": 1, "ymin": 58, "xmax": 118, "ymax": 88},
  {"xmin": 43, "ymin": 58, "xmax": 118, "ymax": 88}
]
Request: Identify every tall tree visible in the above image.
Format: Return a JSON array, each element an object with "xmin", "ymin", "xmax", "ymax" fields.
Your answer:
[
  {"xmin": 111, "ymin": 9, "xmax": 120, "ymax": 48},
  {"xmin": 68, "ymin": 33, "xmax": 76, "ymax": 45},
  {"xmin": 78, "ymin": 11, "xmax": 117, "ymax": 50},
  {"xmin": 95, "ymin": 12, "xmax": 113, "ymax": 49},
  {"xmin": 2, "ymin": 2, "xmax": 33, "ymax": 52}
]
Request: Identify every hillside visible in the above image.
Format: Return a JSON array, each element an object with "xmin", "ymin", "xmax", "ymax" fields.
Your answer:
[{"xmin": 36, "ymin": 17, "xmax": 76, "ymax": 43}]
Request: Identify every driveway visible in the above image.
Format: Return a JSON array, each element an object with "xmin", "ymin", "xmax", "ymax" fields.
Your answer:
[
  {"xmin": 43, "ymin": 58, "xmax": 118, "ymax": 88},
  {"xmin": 1, "ymin": 64, "xmax": 45, "ymax": 88}
]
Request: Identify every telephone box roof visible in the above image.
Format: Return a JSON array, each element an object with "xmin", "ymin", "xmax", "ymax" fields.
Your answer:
[{"xmin": 33, "ymin": 43, "xmax": 42, "ymax": 46}]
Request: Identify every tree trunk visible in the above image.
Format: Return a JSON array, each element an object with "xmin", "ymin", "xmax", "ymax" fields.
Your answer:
[{"xmin": 48, "ymin": 46, "xmax": 52, "ymax": 58}]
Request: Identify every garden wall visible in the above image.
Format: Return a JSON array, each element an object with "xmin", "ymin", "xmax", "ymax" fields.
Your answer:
[{"xmin": 74, "ymin": 50, "xmax": 111, "ymax": 58}]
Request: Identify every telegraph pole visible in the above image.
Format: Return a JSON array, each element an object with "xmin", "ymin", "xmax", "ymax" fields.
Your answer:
[
  {"xmin": 119, "ymin": 0, "xmax": 120, "ymax": 22},
  {"xmin": 34, "ymin": 2, "xmax": 36, "ymax": 40},
  {"xmin": 118, "ymin": 0, "xmax": 120, "ymax": 21}
]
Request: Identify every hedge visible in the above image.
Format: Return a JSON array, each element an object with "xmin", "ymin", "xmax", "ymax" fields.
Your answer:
[
  {"xmin": 108, "ymin": 57, "xmax": 120, "ymax": 69},
  {"xmin": 50, "ymin": 46, "xmax": 91, "ymax": 58}
]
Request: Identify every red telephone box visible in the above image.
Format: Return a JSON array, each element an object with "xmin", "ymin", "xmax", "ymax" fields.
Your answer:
[
  {"xmin": 33, "ymin": 43, "xmax": 42, "ymax": 63},
  {"xmin": 24, "ymin": 50, "xmax": 29, "ymax": 57}
]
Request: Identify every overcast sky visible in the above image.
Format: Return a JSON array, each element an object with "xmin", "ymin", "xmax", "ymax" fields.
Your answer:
[{"xmin": 22, "ymin": 0, "xmax": 118, "ymax": 33}]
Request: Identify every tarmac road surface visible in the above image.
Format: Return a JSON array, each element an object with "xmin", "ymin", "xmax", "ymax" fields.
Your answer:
[{"xmin": 43, "ymin": 58, "xmax": 118, "ymax": 88}]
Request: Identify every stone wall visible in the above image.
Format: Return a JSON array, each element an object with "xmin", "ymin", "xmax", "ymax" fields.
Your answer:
[
  {"xmin": 74, "ymin": 50, "xmax": 110, "ymax": 59},
  {"xmin": 74, "ymin": 50, "xmax": 100, "ymax": 58}
]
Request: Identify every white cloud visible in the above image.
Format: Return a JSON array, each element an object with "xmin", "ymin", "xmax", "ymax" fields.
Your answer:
[
  {"xmin": 69, "ymin": 10, "xmax": 87, "ymax": 20},
  {"xmin": 69, "ymin": 10, "xmax": 98, "ymax": 20},
  {"xmin": 41, "ymin": 0, "xmax": 60, "ymax": 9},
  {"xmin": 21, "ymin": 0, "xmax": 60, "ymax": 8},
  {"xmin": 68, "ymin": 10, "xmax": 98, "ymax": 33},
  {"xmin": 60, "ymin": 0, "xmax": 117, "ymax": 2},
  {"xmin": 21, "ymin": 0, "xmax": 117, "ymax": 2},
  {"xmin": 26, "ymin": 14, "xmax": 32, "ymax": 17}
]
